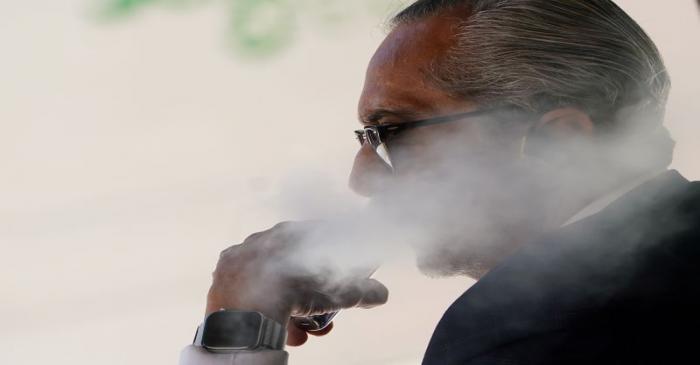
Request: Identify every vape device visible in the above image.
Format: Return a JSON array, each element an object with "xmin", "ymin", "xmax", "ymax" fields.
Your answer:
[
  {"xmin": 290, "ymin": 268, "xmax": 378, "ymax": 332},
  {"xmin": 291, "ymin": 312, "xmax": 338, "ymax": 332}
]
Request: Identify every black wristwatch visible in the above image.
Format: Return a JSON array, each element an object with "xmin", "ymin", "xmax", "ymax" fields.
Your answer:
[{"xmin": 193, "ymin": 310, "xmax": 286, "ymax": 353}]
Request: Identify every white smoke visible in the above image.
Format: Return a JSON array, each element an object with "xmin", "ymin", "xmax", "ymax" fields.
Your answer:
[{"xmin": 238, "ymin": 105, "xmax": 675, "ymax": 318}]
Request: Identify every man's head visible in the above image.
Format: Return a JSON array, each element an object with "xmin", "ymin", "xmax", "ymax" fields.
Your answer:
[{"xmin": 350, "ymin": 0, "xmax": 674, "ymax": 278}]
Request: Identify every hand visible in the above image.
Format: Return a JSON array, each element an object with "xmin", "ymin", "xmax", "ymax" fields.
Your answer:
[{"xmin": 206, "ymin": 221, "xmax": 389, "ymax": 347}]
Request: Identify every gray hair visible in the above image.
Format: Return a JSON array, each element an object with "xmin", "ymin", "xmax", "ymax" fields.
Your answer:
[{"xmin": 393, "ymin": 0, "xmax": 674, "ymax": 168}]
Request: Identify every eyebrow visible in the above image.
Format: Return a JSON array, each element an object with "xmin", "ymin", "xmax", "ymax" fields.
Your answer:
[{"xmin": 360, "ymin": 108, "xmax": 422, "ymax": 126}]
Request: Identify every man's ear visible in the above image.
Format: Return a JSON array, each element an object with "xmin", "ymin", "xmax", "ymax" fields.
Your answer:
[{"xmin": 523, "ymin": 107, "xmax": 595, "ymax": 160}]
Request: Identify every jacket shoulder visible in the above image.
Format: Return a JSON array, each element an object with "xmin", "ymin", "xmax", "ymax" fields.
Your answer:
[{"xmin": 423, "ymin": 173, "xmax": 700, "ymax": 365}]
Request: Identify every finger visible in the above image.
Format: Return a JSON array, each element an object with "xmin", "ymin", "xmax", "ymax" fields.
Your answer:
[
  {"xmin": 307, "ymin": 321, "xmax": 334, "ymax": 337},
  {"xmin": 356, "ymin": 278, "xmax": 389, "ymax": 308},
  {"xmin": 286, "ymin": 320, "xmax": 309, "ymax": 347},
  {"xmin": 328, "ymin": 278, "xmax": 389, "ymax": 310}
]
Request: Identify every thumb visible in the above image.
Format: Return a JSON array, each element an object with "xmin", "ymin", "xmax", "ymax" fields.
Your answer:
[
  {"xmin": 297, "ymin": 278, "xmax": 389, "ymax": 316},
  {"xmin": 352, "ymin": 278, "xmax": 390, "ymax": 309}
]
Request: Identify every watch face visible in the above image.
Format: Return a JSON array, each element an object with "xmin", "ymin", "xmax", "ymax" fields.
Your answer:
[{"xmin": 202, "ymin": 311, "xmax": 263, "ymax": 350}]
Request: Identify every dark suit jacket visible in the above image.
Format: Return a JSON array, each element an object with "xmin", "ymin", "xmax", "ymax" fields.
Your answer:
[{"xmin": 423, "ymin": 170, "xmax": 700, "ymax": 365}]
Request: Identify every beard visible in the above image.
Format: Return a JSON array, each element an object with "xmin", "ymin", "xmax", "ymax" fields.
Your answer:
[
  {"xmin": 372, "ymin": 157, "xmax": 553, "ymax": 279},
  {"xmin": 412, "ymin": 211, "xmax": 546, "ymax": 279},
  {"xmin": 416, "ymin": 246, "xmax": 493, "ymax": 279}
]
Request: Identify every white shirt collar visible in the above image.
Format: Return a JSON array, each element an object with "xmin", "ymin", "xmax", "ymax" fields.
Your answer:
[{"xmin": 562, "ymin": 170, "xmax": 667, "ymax": 227}]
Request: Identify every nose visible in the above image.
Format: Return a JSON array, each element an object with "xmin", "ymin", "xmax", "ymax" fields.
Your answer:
[{"xmin": 349, "ymin": 143, "xmax": 394, "ymax": 197}]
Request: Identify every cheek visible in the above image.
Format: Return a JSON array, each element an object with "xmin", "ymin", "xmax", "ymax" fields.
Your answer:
[
  {"xmin": 388, "ymin": 124, "xmax": 485, "ymax": 175},
  {"xmin": 390, "ymin": 127, "xmax": 530, "ymax": 183}
]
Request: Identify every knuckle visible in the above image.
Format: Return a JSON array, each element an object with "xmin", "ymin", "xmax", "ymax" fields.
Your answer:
[
  {"xmin": 217, "ymin": 245, "xmax": 241, "ymax": 264},
  {"xmin": 272, "ymin": 221, "xmax": 293, "ymax": 230},
  {"xmin": 214, "ymin": 245, "xmax": 247, "ymax": 276},
  {"xmin": 242, "ymin": 231, "xmax": 265, "ymax": 244},
  {"xmin": 241, "ymin": 221, "xmax": 302, "ymax": 251}
]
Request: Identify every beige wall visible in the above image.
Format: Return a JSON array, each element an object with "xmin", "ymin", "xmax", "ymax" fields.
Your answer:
[{"xmin": 0, "ymin": 1, "xmax": 697, "ymax": 364}]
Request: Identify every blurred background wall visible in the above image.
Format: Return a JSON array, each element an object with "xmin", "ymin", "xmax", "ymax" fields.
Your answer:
[{"xmin": 0, "ymin": 1, "xmax": 698, "ymax": 364}]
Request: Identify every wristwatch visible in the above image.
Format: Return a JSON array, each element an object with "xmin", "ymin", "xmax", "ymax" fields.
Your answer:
[{"xmin": 193, "ymin": 310, "xmax": 287, "ymax": 353}]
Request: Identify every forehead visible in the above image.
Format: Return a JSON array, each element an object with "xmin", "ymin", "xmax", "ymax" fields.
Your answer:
[{"xmin": 359, "ymin": 11, "xmax": 470, "ymax": 122}]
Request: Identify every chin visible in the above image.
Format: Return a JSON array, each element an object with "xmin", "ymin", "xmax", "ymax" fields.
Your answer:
[{"xmin": 412, "ymin": 229, "xmax": 529, "ymax": 280}]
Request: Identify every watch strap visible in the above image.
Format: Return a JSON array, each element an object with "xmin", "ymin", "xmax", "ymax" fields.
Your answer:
[
  {"xmin": 193, "ymin": 311, "xmax": 286, "ymax": 352},
  {"xmin": 260, "ymin": 317, "xmax": 286, "ymax": 350}
]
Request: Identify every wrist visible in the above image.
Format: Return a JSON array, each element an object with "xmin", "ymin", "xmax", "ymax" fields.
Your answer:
[{"xmin": 195, "ymin": 310, "xmax": 287, "ymax": 352}]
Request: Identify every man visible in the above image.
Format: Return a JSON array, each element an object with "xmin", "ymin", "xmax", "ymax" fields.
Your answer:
[{"xmin": 181, "ymin": 1, "xmax": 699, "ymax": 364}]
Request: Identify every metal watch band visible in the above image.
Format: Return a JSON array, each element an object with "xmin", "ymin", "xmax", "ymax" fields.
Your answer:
[
  {"xmin": 259, "ymin": 317, "xmax": 286, "ymax": 350},
  {"xmin": 193, "ymin": 311, "xmax": 286, "ymax": 352}
]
